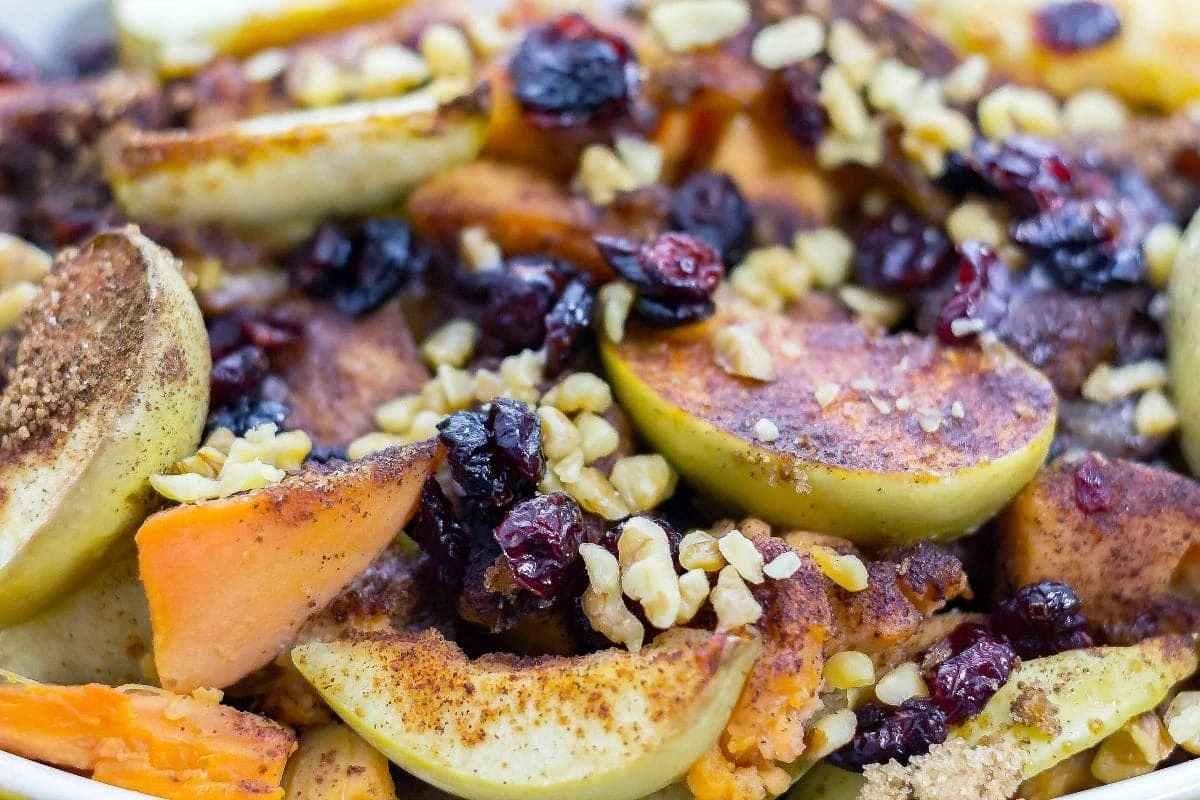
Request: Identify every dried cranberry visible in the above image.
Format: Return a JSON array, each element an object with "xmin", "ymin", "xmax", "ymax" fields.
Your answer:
[
  {"xmin": 670, "ymin": 172, "xmax": 755, "ymax": 266},
  {"xmin": 205, "ymin": 396, "xmax": 290, "ymax": 437},
  {"xmin": 408, "ymin": 477, "xmax": 469, "ymax": 591},
  {"xmin": 479, "ymin": 257, "xmax": 573, "ymax": 357},
  {"xmin": 994, "ymin": 581, "xmax": 1094, "ymax": 659},
  {"xmin": 438, "ymin": 399, "xmax": 544, "ymax": 508},
  {"xmin": 1073, "ymin": 452, "xmax": 1114, "ymax": 512},
  {"xmin": 780, "ymin": 57, "xmax": 830, "ymax": 147},
  {"xmin": 827, "ymin": 698, "xmax": 948, "ymax": 771},
  {"xmin": 968, "ymin": 136, "xmax": 1074, "ymax": 215},
  {"xmin": 543, "ymin": 277, "xmax": 596, "ymax": 373},
  {"xmin": 935, "ymin": 242, "xmax": 1013, "ymax": 344},
  {"xmin": 509, "ymin": 13, "xmax": 638, "ymax": 129},
  {"xmin": 0, "ymin": 34, "xmax": 36, "ymax": 84},
  {"xmin": 290, "ymin": 219, "xmax": 426, "ymax": 316},
  {"xmin": 494, "ymin": 493, "xmax": 586, "ymax": 600},
  {"xmin": 925, "ymin": 623, "xmax": 1018, "ymax": 725},
  {"xmin": 242, "ymin": 313, "xmax": 303, "ymax": 351},
  {"xmin": 1034, "ymin": 1, "xmax": 1122, "ymax": 53},
  {"xmin": 1012, "ymin": 198, "xmax": 1144, "ymax": 293},
  {"xmin": 597, "ymin": 233, "xmax": 722, "ymax": 327},
  {"xmin": 209, "ymin": 345, "xmax": 270, "ymax": 406},
  {"xmin": 855, "ymin": 209, "xmax": 954, "ymax": 291}
]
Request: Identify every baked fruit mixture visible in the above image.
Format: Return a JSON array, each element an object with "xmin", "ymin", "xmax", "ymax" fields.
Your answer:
[{"xmin": 0, "ymin": 0, "xmax": 1199, "ymax": 798}]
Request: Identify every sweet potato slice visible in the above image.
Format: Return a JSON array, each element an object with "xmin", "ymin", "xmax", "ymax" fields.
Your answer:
[
  {"xmin": 405, "ymin": 160, "xmax": 669, "ymax": 277},
  {"xmin": 137, "ymin": 440, "xmax": 438, "ymax": 692},
  {"xmin": 997, "ymin": 455, "xmax": 1200, "ymax": 643},
  {"xmin": 273, "ymin": 298, "xmax": 428, "ymax": 448},
  {"xmin": 0, "ymin": 682, "xmax": 294, "ymax": 800}
]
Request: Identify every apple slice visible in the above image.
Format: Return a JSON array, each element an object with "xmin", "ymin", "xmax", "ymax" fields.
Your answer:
[
  {"xmin": 103, "ymin": 92, "xmax": 487, "ymax": 231},
  {"xmin": 601, "ymin": 310, "xmax": 1056, "ymax": 545},
  {"xmin": 1170, "ymin": 210, "xmax": 1200, "ymax": 477},
  {"xmin": 113, "ymin": 0, "xmax": 408, "ymax": 76},
  {"xmin": 0, "ymin": 228, "xmax": 209, "ymax": 626},
  {"xmin": 292, "ymin": 627, "xmax": 760, "ymax": 800},
  {"xmin": 137, "ymin": 440, "xmax": 438, "ymax": 692}
]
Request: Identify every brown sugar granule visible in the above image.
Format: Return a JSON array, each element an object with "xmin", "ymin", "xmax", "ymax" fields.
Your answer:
[
  {"xmin": 0, "ymin": 232, "xmax": 151, "ymax": 459},
  {"xmin": 1009, "ymin": 682, "xmax": 1062, "ymax": 736},
  {"xmin": 860, "ymin": 737, "xmax": 1025, "ymax": 800}
]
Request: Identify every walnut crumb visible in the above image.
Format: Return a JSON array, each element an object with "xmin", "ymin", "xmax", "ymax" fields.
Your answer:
[
  {"xmin": 860, "ymin": 738, "xmax": 1024, "ymax": 800},
  {"xmin": 1009, "ymin": 682, "xmax": 1061, "ymax": 735}
]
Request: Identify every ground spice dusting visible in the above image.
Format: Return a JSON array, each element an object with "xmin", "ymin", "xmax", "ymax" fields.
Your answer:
[
  {"xmin": 0, "ymin": 235, "xmax": 150, "ymax": 458},
  {"xmin": 860, "ymin": 737, "xmax": 1025, "ymax": 800}
]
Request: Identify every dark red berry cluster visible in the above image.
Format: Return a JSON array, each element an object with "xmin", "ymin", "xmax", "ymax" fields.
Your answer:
[
  {"xmin": 855, "ymin": 208, "xmax": 954, "ymax": 292},
  {"xmin": 205, "ymin": 309, "xmax": 302, "ymax": 433},
  {"xmin": 596, "ymin": 232, "xmax": 724, "ymax": 327},
  {"xmin": 670, "ymin": 172, "xmax": 755, "ymax": 267}
]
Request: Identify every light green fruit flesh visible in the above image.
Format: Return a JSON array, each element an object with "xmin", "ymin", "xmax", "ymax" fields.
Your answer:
[
  {"xmin": 283, "ymin": 723, "xmax": 398, "ymax": 800},
  {"xmin": 954, "ymin": 637, "xmax": 1198, "ymax": 778},
  {"xmin": 292, "ymin": 628, "xmax": 760, "ymax": 800},
  {"xmin": 0, "ymin": 552, "xmax": 151, "ymax": 685},
  {"xmin": 0, "ymin": 229, "xmax": 209, "ymax": 626},
  {"xmin": 1169, "ymin": 209, "xmax": 1200, "ymax": 477}
]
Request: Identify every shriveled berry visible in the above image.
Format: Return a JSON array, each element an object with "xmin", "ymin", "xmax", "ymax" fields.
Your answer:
[
  {"xmin": 670, "ymin": 172, "xmax": 755, "ymax": 266},
  {"xmin": 409, "ymin": 477, "xmax": 469, "ymax": 591},
  {"xmin": 209, "ymin": 345, "xmax": 270, "ymax": 406},
  {"xmin": 543, "ymin": 277, "xmax": 596, "ymax": 373},
  {"xmin": 205, "ymin": 396, "xmax": 290, "ymax": 437},
  {"xmin": 596, "ymin": 233, "xmax": 722, "ymax": 327},
  {"xmin": 632, "ymin": 296, "xmax": 715, "ymax": 328},
  {"xmin": 855, "ymin": 209, "xmax": 954, "ymax": 291},
  {"xmin": 1072, "ymin": 452, "xmax": 1114, "ymax": 513},
  {"xmin": 480, "ymin": 257, "xmax": 573, "ymax": 357},
  {"xmin": 780, "ymin": 57, "xmax": 829, "ymax": 147},
  {"xmin": 0, "ymin": 34, "xmax": 36, "ymax": 84},
  {"xmin": 438, "ymin": 399, "xmax": 544, "ymax": 508},
  {"xmin": 935, "ymin": 242, "xmax": 1013, "ymax": 344},
  {"xmin": 1034, "ymin": 1, "xmax": 1122, "ymax": 53},
  {"xmin": 494, "ymin": 492, "xmax": 586, "ymax": 599},
  {"xmin": 290, "ymin": 218, "xmax": 427, "ymax": 316},
  {"xmin": 1012, "ymin": 198, "xmax": 1144, "ymax": 293},
  {"xmin": 509, "ymin": 13, "xmax": 637, "ymax": 129},
  {"xmin": 925, "ymin": 623, "xmax": 1017, "ymax": 725},
  {"xmin": 994, "ymin": 581, "xmax": 1094, "ymax": 659},
  {"xmin": 968, "ymin": 136, "xmax": 1074, "ymax": 215},
  {"xmin": 827, "ymin": 698, "xmax": 948, "ymax": 771}
]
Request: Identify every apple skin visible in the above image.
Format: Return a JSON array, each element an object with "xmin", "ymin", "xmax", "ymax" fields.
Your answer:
[
  {"xmin": 1169, "ymin": 210, "xmax": 1200, "ymax": 477},
  {"xmin": 292, "ymin": 627, "xmax": 760, "ymax": 800},
  {"xmin": 601, "ymin": 312, "xmax": 1056, "ymax": 546},
  {"xmin": 0, "ymin": 228, "xmax": 209, "ymax": 626}
]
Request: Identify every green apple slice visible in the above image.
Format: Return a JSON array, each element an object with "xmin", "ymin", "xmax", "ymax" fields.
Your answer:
[
  {"xmin": 954, "ymin": 636, "xmax": 1198, "ymax": 778},
  {"xmin": 103, "ymin": 92, "xmax": 487, "ymax": 231},
  {"xmin": 292, "ymin": 627, "xmax": 760, "ymax": 800},
  {"xmin": 600, "ymin": 311, "xmax": 1056, "ymax": 546},
  {"xmin": 113, "ymin": 0, "xmax": 409, "ymax": 76},
  {"xmin": 0, "ymin": 228, "xmax": 210, "ymax": 626},
  {"xmin": 1169, "ymin": 210, "xmax": 1200, "ymax": 477}
]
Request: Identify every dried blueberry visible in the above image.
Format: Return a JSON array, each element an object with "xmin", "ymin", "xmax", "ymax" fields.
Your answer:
[
  {"xmin": 631, "ymin": 295, "xmax": 715, "ymax": 327},
  {"xmin": 670, "ymin": 172, "xmax": 755, "ymax": 266},
  {"xmin": 509, "ymin": 13, "xmax": 638, "ymax": 129},
  {"xmin": 925, "ymin": 623, "xmax": 1018, "ymax": 725},
  {"xmin": 968, "ymin": 136, "xmax": 1074, "ymax": 215},
  {"xmin": 780, "ymin": 57, "xmax": 830, "ymax": 147},
  {"xmin": 1012, "ymin": 198, "xmax": 1144, "ymax": 293},
  {"xmin": 408, "ymin": 477, "xmax": 469, "ymax": 591},
  {"xmin": 494, "ymin": 492, "xmax": 586, "ymax": 600},
  {"xmin": 935, "ymin": 242, "xmax": 1013, "ymax": 344},
  {"xmin": 543, "ymin": 277, "xmax": 596, "ymax": 373},
  {"xmin": 596, "ymin": 232, "xmax": 722, "ymax": 327},
  {"xmin": 1072, "ymin": 452, "xmax": 1114, "ymax": 513},
  {"xmin": 480, "ymin": 257, "xmax": 573, "ymax": 357},
  {"xmin": 205, "ymin": 395, "xmax": 290, "ymax": 437},
  {"xmin": 994, "ymin": 581, "xmax": 1094, "ymax": 659},
  {"xmin": 1034, "ymin": 1, "xmax": 1122, "ymax": 53},
  {"xmin": 290, "ymin": 218, "xmax": 426, "ymax": 316},
  {"xmin": 855, "ymin": 209, "xmax": 954, "ymax": 291},
  {"xmin": 438, "ymin": 399, "xmax": 544, "ymax": 508},
  {"xmin": 827, "ymin": 698, "xmax": 948, "ymax": 771}
]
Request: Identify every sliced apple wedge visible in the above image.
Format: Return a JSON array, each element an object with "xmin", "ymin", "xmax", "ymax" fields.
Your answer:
[
  {"xmin": 0, "ymin": 551, "xmax": 151, "ymax": 685},
  {"xmin": 292, "ymin": 628, "xmax": 760, "ymax": 800},
  {"xmin": 137, "ymin": 440, "xmax": 438, "ymax": 692},
  {"xmin": 0, "ymin": 227, "xmax": 209, "ymax": 627},
  {"xmin": 114, "ymin": 0, "xmax": 408, "ymax": 77},
  {"xmin": 103, "ymin": 91, "xmax": 488, "ymax": 231},
  {"xmin": 1170, "ymin": 210, "xmax": 1200, "ymax": 477},
  {"xmin": 601, "ymin": 311, "xmax": 1056, "ymax": 545}
]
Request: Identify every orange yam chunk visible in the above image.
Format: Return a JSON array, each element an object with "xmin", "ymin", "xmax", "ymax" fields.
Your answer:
[
  {"xmin": 0, "ymin": 682, "xmax": 295, "ymax": 800},
  {"xmin": 137, "ymin": 441, "xmax": 438, "ymax": 692}
]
